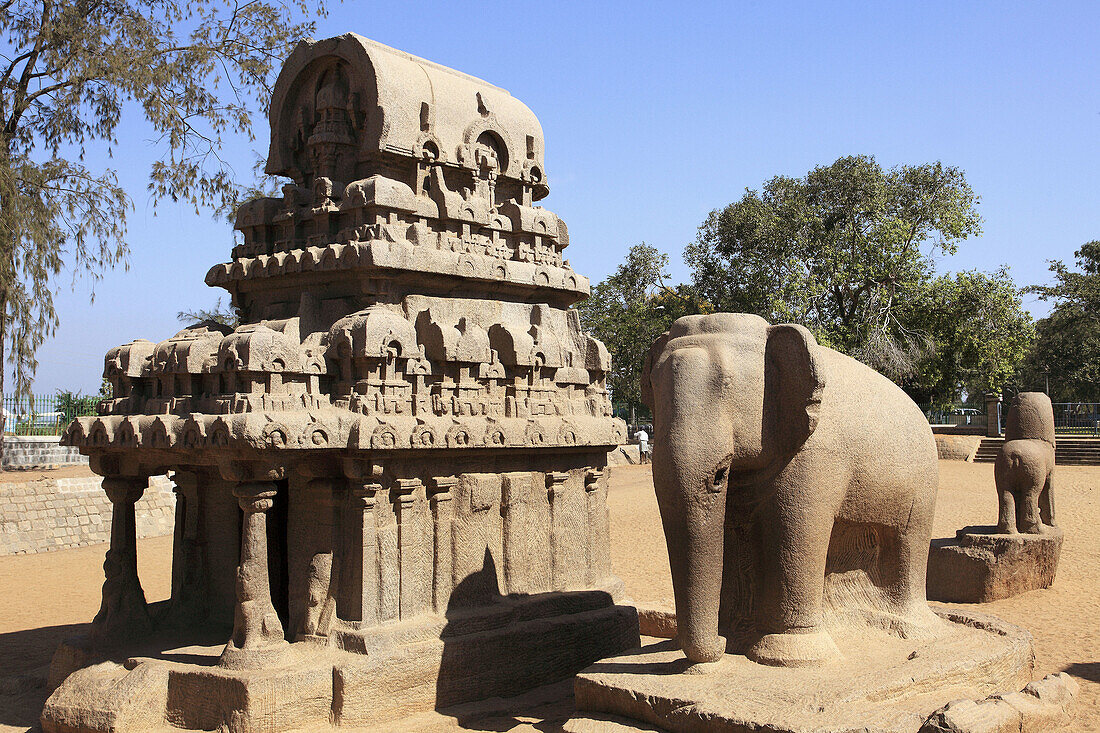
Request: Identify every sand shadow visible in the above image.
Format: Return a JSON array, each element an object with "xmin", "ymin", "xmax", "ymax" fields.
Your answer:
[
  {"xmin": 1063, "ymin": 662, "xmax": 1100, "ymax": 683},
  {"xmin": 433, "ymin": 549, "xmax": 639, "ymax": 730},
  {"xmin": 0, "ymin": 622, "xmax": 87, "ymax": 730}
]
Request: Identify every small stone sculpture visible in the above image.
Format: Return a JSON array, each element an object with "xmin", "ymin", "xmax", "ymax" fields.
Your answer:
[
  {"xmin": 928, "ymin": 391, "xmax": 1063, "ymax": 604},
  {"xmin": 639, "ymin": 313, "xmax": 941, "ymax": 666},
  {"xmin": 995, "ymin": 392, "xmax": 1056, "ymax": 534}
]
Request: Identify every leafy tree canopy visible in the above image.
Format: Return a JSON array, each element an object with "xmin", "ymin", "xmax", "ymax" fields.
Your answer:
[
  {"xmin": 0, "ymin": 0, "xmax": 323, "ymax": 405},
  {"xmin": 1018, "ymin": 243, "xmax": 1100, "ymax": 402},
  {"xmin": 900, "ymin": 267, "xmax": 1034, "ymax": 404},
  {"xmin": 575, "ymin": 243, "xmax": 708, "ymax": 416},
  {"xmin": 684, "ymin": 154, "xmax": 982, "ymax": 381}
]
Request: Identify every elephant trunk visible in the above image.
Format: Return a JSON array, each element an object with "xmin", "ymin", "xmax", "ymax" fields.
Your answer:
[{"xmin": 656, "ymin": 456, "xmax": 728, "ymax": 663}]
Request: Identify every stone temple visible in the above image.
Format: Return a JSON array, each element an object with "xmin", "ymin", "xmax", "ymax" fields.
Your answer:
[{"xmin": 46, "ymin": 34, "xmax": 638, "ymax": 732}]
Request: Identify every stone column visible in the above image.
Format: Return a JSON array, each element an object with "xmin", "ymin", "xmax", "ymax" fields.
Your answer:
[
  {"xmin": 429, "ymin": 477, "xmax": 456, "ymax": 612},
  {"xmin": 165, "ymin": 471, "xmax": 206, "ymax": 625},
  {"xmin": 394, "ymin": 478, "xmax": 429, "ymax": 619},
  {"xmin": 501, "ymin": 472, "xmax": 534, "ymax": 594},
  {"xmin": 546, "ymin": 471, "xmax": 570, "ymax": 592},
  {"xmin": 344, "ymin": 483, "xmax": 381, "ymax": 626},
  {"xmin": 584, "ymin": 468, "xmax": 610, "ymax": 586},
  {"xmin": 91, "ymin": 476, "xmax": 152, "ymax": 643},
  {"xmin": 219, "ymin": 481, "xmax": 288, "ymax": 669}
]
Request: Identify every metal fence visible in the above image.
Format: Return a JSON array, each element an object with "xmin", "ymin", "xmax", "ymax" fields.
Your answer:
[
  {"xmin": 919, "ymin": 404, "xmax": 988, "ymax": 430},
  {"xmin": 919, "ymin": 401, "xmax": 1100, "ymax": 437},
  {"xmin": 1052, "ymin": 403, "xmax": 1100, "ymax": 436},
  {"xmin": 2, "ymin": 393, "xmax": 100, "ymax": 436}
]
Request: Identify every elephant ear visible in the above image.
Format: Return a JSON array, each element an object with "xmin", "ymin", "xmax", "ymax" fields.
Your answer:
[
  {"xmin": 640, "ymin": 331, "xmax": 670, "ymax": 410},
  {"xmin": 764, "ymin": 324, "xmax": 825, "ymax": 457}
]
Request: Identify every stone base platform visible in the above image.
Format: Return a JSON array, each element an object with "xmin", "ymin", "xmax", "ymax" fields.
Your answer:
[
  {"xmin": 564, "ymin": 609, "xmax": 1041, "ymax": 733},
  {"xmin": 927, "ymin": 525, "xmax": 1063, "ymax": 603},
  {"xmin": 42, "ymin": 591, "xmax": 639, "ymax": 733}
]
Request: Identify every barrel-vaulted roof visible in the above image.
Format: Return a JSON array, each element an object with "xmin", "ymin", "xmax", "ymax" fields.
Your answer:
[{"xmin": 266, "ymin": 34, "xmax": 547, "ymax": 195}]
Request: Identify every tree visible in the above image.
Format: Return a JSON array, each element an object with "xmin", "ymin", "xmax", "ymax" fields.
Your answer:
[
  {"xmin": 0, "ymin": 0, "xmax": 324, "ymax": 428},
  {"xmin": 177, "ymin": 297, "xmax": 240, "ymax": 328},
  {"xmin": 900, "ymin": 267, "xmax": 1035, "ymax": 404},
  {"xmin": 575, "ymin": 243, "xmax": 708, "ymax": 418},
  {"xmin": 1018, "ymin": 242, "xmax": 1100, "ymax": 402},
  {"xmin": 685, "ymin": 155, "xmax": 982, "ymax": 381}
]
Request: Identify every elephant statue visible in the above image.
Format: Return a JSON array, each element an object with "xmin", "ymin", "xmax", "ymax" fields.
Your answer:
[
  {"xmin": 995, "ymin": 392, "xmax": 1056, "ymax": 534},
  {"xmin": 641, "ymin": 313, "xmax": 941, "ymax": 667}
]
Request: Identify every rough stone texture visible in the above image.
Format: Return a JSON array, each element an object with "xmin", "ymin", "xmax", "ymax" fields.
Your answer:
[
  {"xmin": 935, "ymin": 434, "xmax": 983, "ymax": 461},
  {"xmin": 920, "ymin": 672, "xmax": 1078, "ymax": 733},
  {"xmin": 927, "ymin": 526, "xmax": 1064, "ymax": 603},
  {"xmin": 606, "ymin": 444, "xmax": 640, "ymax": 466},
  {"xmin": 995, "ymin": 392, "xmax": 1057, "ymax": 534},
  {"xmin": 568, "ymin": 317, "xmax": 1071, "ymax": 732},
  {"xmin": 638, "ymin": 313, "xmax": 941, "ymax": 667},
  {"xmin": 634, "ymin": 602, "xmax": 676, "ymax": 639},
  {"xmin": 44, "ymin": 34, "xmax": 637, "ymax": 733},
  {"xmin": 2, "ymin": 435, "xmax": 88, "ymax": 470},
  {"xmin": 566, "ymin": 609, "xmax": 1038, "ymax": 733},
  {"xmin": 929, "ymin": 393, "xmax": 1062, "ymax": 604},
  {"xmin": 0, "ymin": 475, "xmax": 173, "ymax": 555}
]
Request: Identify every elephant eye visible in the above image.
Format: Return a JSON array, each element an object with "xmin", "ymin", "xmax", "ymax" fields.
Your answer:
[{"xmin": 709, "ymin": 467, "xmax": 727, "ymax": 492}]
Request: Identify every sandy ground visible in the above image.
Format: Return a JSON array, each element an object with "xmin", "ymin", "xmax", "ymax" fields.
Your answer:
[
  {"xmin": 0, "ymin": 465, "xmax": 95, "ymax": 484},
  {"xmin": 0, "ymin": 461, "xmax": 1096, "ymax": 731}
]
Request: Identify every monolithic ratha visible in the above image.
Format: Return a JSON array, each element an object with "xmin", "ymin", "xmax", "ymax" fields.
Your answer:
[{"xmin": 45, "ymin": 34, "xmax": 638, "ymax": 733}]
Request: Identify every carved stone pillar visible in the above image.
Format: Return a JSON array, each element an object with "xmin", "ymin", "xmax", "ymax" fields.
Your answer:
[
  {"xmin": 429, "ymin": 477, "xmax": 456, "ymax": 612},
  {"xmin": 546, "ymin": 471, "xmax": 570, "ymax": 592},
  {"xmin": 91, "ymin": 476, "xmax": 152, "ymax": 643},
  {"xmin": 584, "ymin": 468, "xmax": 611, "ymax": 585},
  {"xmin": 219, "ymin": 481, "xmax": 288, "ymax": 669},
  {"xmin": 165, "ymin": 471, "xmax": 206, "ymax": 625},
  {"xmin": 394, "ymin": 478, "xmax": 429, "ymax": 619},
  {"xmin": 344, "ymin": 483, "xmax": 380, "ymax": 626}
]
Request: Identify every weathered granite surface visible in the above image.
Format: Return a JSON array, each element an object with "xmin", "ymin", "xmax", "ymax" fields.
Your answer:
[
  {"xmin": 44, "ymin": 34, "xmax": 637, "ymax": 733},
  {"xmin": 927, "ymin": 525, "xmax": 1063, "ymax": 603}
]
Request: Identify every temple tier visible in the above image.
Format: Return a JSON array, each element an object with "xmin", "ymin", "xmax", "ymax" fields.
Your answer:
[{"xmin": 47, "ymin": 34, "xmax": 637, "ymax": 733}]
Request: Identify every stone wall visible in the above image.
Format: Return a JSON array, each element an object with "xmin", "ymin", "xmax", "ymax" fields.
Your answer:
[
  {"xmin": 0, "ymin": 474, "xmax": 175, "ymax": 555},
  {"xmin": 2, "ymin": 435, "xmax": 88, "ymax": 470},
  {"xmin": 934, "ymin": 434, "xmax": 984, "ymax": 461}
]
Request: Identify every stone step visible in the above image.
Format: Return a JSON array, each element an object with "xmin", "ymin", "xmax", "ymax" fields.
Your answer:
[{"xmin": 973, "ymin": 437, "xmax": 1100, "ymax": 465}]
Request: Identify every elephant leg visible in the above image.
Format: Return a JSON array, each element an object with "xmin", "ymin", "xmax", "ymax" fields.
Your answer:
[
  {"xmin": 1040, "ymin": 471, "xmax": 1056, "ymax": 527},
  {"xmin": 996, "ymin": 486, "xmax": 1017, "ymax": 534},
  {"xmin": 994, "ymin": 456, "xmax": 1018, "ymax": 533},
  {"xmin": 1014, "ymin": 483, "xmax": 1044, "ymax": 534},
  {"xmin": 748, "ymin": 501, "xmax": 840, "ymax": 667}
]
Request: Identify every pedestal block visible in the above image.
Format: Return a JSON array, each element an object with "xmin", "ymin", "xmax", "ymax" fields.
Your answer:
[
  {"xmin": 566, "ymin": 609, "xmax": 1042, "ymax": 733},
  {"xmin": 927, "ymin": 525, "xmax": 1063, "ymax": 603}
]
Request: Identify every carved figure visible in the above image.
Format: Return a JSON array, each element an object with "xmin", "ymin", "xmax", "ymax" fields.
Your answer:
[
  {"xmin": 642, "ymin": 313, "xmax": 940, "ymax": 667},
  {"xmin": 995, "ymin": 392, "xmax": 1056, "ymax": 534}
]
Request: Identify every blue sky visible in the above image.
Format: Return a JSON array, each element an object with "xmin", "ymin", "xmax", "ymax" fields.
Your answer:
[{"xmin": 25, "ymin": 0, "xmax": 1100, "ymax": 394}]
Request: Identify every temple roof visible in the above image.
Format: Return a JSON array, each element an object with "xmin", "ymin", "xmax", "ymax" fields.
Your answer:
[{"xmin": 266, "ymin": 34, "xmax": 548, "ymax": 196}]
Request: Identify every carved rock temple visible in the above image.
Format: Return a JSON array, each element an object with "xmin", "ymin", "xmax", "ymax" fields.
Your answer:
[{"xmin": 44, "ymin": 34, "xmax": 638, "ymax": 733}]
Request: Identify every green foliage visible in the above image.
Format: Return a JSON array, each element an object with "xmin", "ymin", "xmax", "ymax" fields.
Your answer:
[
  {"xmin": 178, "ymin": 297, "xmax": 240, "ymax": 328},
  {"xmin": 684, "ymin": 155, "xmax": 982, "ymax": 380},
  {"xmin": 1018, "ymin": 243, "xmax": 1100, "ymax": 401},
  {"xmin": 0, "ymin": 0, "xmax": 324, "ymax": 406},
  {"xmin": 900, "ymin": 267, "xmax": 1034, "ymax": 402},
  {"xmin": 55, "ymin": 388, "xmax": 97, "ymax": 423},
  {"xmin": 575, "ymin": 243, "xmax": 709, "ymax": 415}
]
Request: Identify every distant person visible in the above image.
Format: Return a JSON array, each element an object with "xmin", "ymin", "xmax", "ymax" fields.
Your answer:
[{"xmin": 636, "ymin": 428, "xmax": 649, "ymax": 463}]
